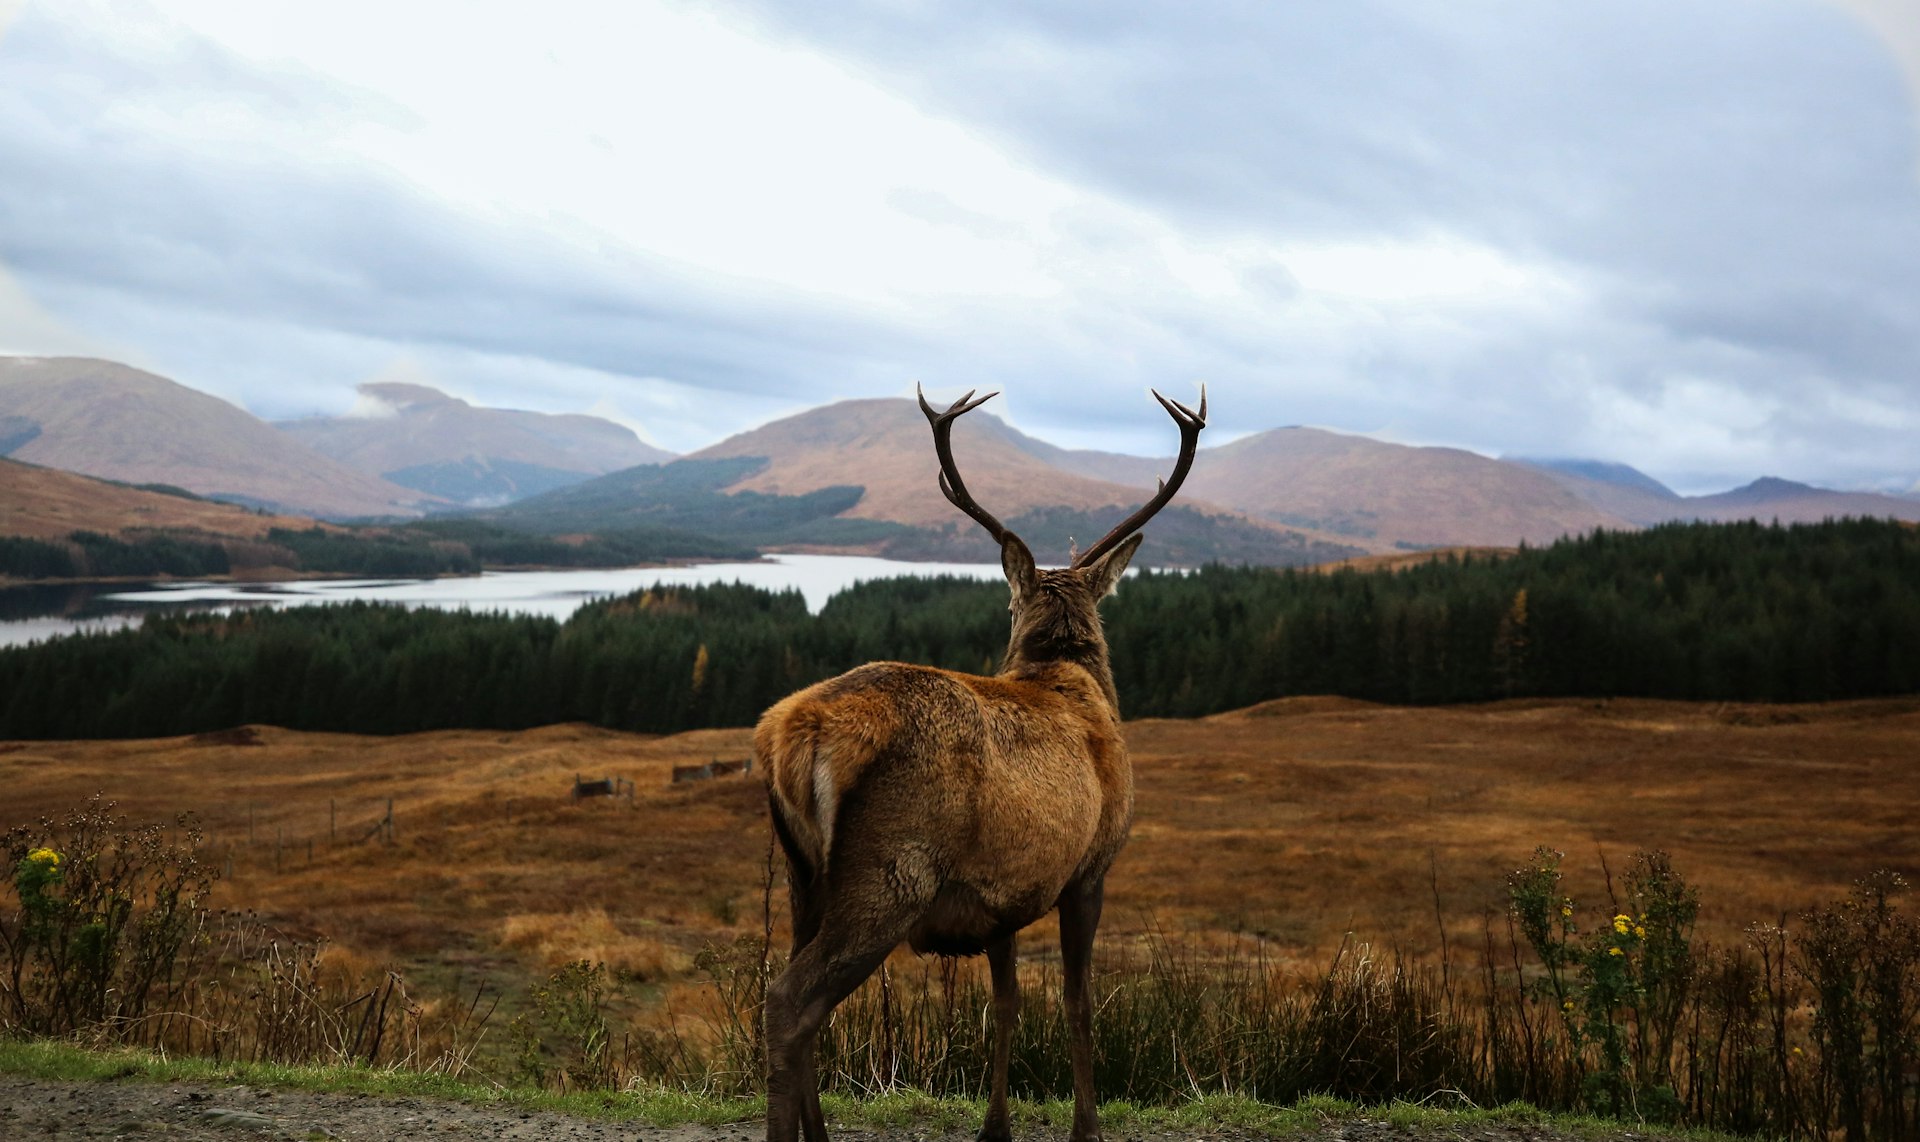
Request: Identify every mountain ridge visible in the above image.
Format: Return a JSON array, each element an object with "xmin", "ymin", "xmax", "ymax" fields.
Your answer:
[
  {"xmin": 8, "ymin": 353, "xmax": 1920, "ymax": 559},
  {"xmin": 0, "ymin": 357, "xmax": 426, "ymax": 519},
  {"xmin": 278, "ymin": 381, "xmax": 674, "ymax": 505}
]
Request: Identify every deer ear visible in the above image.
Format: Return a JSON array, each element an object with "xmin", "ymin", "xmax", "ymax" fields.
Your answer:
[
  {"xmin": 1081, "ymin": 532, "xmax": 1143, "ymax": 598},
  {"xmin": 1001, "ymin": 534, "xmax": 1039, "ymax": 602}
]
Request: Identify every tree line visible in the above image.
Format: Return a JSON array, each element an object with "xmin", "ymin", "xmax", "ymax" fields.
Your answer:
[{"xmin": 1, "ymin": 518, "xmax": 1915, "ymax": 739}]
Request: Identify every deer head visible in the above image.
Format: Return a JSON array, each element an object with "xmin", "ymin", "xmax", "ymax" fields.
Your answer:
[{"xmin": 918, "ymin": 383, "xmax": 1207, "ymax": 701}]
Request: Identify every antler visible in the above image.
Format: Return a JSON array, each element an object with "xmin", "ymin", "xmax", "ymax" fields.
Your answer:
[
  {"xmin": 1070, "ymin": 385, "xmax": 1207, "ymax": 569},
  {"xmin": 918, "ymin": 384, "xmax": 1015, "ymax": 544}
]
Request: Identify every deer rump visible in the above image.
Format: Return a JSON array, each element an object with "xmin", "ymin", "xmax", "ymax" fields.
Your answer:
[{"xmin": 757, "ymin": 660, "xmax": 1128, "ymax": 958}]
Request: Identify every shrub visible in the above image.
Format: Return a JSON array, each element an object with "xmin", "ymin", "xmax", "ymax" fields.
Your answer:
[{"xmin": 0, "ymin": 797, "xmax": 216, "ymax": 1040}]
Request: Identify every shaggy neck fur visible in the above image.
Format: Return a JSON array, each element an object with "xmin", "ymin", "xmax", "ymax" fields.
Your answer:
[{"xmin": 1000, "ymin": 575, "xmax": 1122, "ymax": 713}]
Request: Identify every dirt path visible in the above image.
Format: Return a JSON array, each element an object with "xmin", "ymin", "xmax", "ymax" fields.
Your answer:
[{"xmin": 1, "ymin": 1074, "xmax": 1677, "ymax": 1142}]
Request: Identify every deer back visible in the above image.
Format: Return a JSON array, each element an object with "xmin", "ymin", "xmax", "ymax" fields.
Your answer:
[{"xmin": 757, "ymin": 658, "xmax": 1130, "ymax": 899}]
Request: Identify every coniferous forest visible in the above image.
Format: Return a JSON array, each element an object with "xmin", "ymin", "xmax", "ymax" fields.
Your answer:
[{"xmin": 0, "ymin": 518, "xmax": 1915, "ymax": 739}]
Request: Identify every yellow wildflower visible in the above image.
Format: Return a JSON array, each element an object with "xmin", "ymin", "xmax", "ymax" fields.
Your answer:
[
  {"xmin": 1608, "ymin": 947, "xmax": 1624, "ymax": 957},
  {"xmin": 1560, "ymin": 903, "xmax": 1573, "ymax": 917},
  {"xmin": 1612, "ymin": 914, "xmax": 1631, "ymax": 935},
  {"xmin": 26, "ymin": 847, "xmax": 59, "ymax": 868},
  {"xmin": 1634, "ymin": 925, "xmax": 1647, "ymax": 939}
]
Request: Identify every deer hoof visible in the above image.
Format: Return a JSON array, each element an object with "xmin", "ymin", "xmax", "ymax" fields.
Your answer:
[{"xmin": 975, "ymin": 1124, "xmax": 1012, "ymax": 1142}]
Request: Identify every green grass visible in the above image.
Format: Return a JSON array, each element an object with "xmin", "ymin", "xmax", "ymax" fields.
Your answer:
[{"xmin": 0, "ymin": 1038, "xmax": 1750, "ymax": 1139}]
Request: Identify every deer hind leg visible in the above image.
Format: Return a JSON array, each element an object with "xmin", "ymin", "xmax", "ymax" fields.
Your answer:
[
  {"xmin": 784, "ymin": 864, "xmax": 829, "ymax": 1142},
  {"xmin": 978, "ymin": 932, "xmax": 1019, "ymax": 1142},
  {"xmin": 765, "ymin": 855, "xmax": 932, "ymax": 1142},
  {"xmin": 1058, "ymin": 877, "xmax": 1107, "ymax": 1142}
]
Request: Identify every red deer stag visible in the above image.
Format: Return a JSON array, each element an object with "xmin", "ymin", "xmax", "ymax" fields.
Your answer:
[{"xmin": 756, "ymin": 385, "xmax": 1206, "ymax": 1142}]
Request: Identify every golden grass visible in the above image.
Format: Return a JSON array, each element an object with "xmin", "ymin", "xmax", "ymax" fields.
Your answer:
[
  {"xmin": 499, "ymin": 908, "xmax": 689, "ymax": 979},
  {"xmin": 0, "ymin": 455, "xmax": 320, "ymax": 543},
  {"xmin": 5, "ymin": 696, "xmax": 1919, "ymax": 992}
]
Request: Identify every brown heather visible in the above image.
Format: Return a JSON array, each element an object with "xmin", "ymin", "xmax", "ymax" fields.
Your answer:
[
  {"xmin": 4, "ymin": 699, "xmax": 1918, "ymax": 987},
  {"xmin": 6, "ymin": 696, "xmax": 1920, "ymax": 1135}
]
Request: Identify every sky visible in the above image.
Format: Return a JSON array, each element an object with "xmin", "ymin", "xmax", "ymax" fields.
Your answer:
[{"xmin": 1, "ymin": 0, "xmax": 1917, "ymax": 494}]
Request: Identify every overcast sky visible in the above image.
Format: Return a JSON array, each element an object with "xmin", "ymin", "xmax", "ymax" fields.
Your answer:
[{"xmin": 1, "ymin": 0, "xmax": 1917, "ymax": 493}]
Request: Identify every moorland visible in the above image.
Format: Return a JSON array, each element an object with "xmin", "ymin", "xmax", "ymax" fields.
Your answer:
[{"xmin": 4, "ymin": 694, "xmax": 1914, "ymax": 993}]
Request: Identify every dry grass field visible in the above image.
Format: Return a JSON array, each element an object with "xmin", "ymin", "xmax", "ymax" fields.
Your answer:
[{"xmin": 5, "ymin": 696, "xmax": 1918, "ymax": 1000}]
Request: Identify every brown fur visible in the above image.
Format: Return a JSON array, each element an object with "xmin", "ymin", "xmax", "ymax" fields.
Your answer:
[
  {"xmin": 759, "ymin": 386, "xmax": 1203, "ymax": 1142},
  {"xmin": 761, "ymin": 654, "xmax": 1129, "ymax": 955},
  {"xmin": 758, "ymin": 535, "xmax": 1144, "ymax": 1142}
]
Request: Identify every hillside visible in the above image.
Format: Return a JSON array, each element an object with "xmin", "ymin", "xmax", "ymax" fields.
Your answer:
[
  {"xmin": 0, "ymin": 357, "xmax": 425, "ymax": 518},
  {"xmin": 481, "ymin": 456, "xmax": 905, "ymax": 548},
  {"xmin": 1182, "ymin": 427, "xmax": 1632, "ymax": 547},
  {"xmin": 481, "ymin": 453, "xmax": 1358, "ymax": 566},
  {"xmin": 1510, "ymin": 458, "xmax": 1687, "ymax": 526},
  {"xmin": 0, "ymin": 457, "xmax": 315, "ymax": 541},
  {"xmin": 674, "ymin": 397, "xmax": 1361, "ymax": 563},
  {"xmin": 278, "ymin": 382, "xmax": 674, "ymax": 504},
  {"xmin": 691, "ymin": 397, "xmax": 1181, "ymax": 527},
  {"xmin": 1686, "ymin": 477, "xmax": 1920, "ymax": 525}
]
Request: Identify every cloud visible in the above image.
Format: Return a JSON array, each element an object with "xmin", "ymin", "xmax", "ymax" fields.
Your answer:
[
  {"xmin": 0, "ymin": 263, "xmax": 133, "ymax": 359},
  {"xmin": 716, "ymin": 0, "xmax": 1920, "ymax": 485},
  {"xmin": 0, "ymin": 0, "xmax": 1915, "ymax": 487}
]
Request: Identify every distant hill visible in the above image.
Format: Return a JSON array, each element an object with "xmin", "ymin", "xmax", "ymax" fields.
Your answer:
[
  {"xmin": 278, "ymin": 382, "xmax": 673, "ymax": 505},
  {"xmin": 22, "ymin": 354, "xmax": 1913, "ymax": 561},
  {"xmin": 1685, "ymin": 478, "xmax": 1920, "ymax": 525},
  {"xmin": 682, "ymin": 398, "xmax": 1361, "ymax": 564},
  {"xmin": 480, "ymin": 456, "xmax": 906, "ymax": 548},
  {"xmin": 1179, "ymin": 427, "xmax": 1632, "ymax": 548},
  {"xmin": 1518, "ymin": 457, "xmax": 1679, "ymax": 497},
  {"xmin": 478, "ymin": 454, "xmax": 1360, "ymax": 567},
  {"xmin": 0, "ymin": 357, "xmax": 426, "ymax": 519},
  {"xmin": 1511, "ymin": 458, "xmax": 1685, "ymax": 527},
  {"xmin": 0, "ymin": 456, "xmax": 316, "ymax": 541},
  {"xmin": 1514, "ymin": 462, "xmax": 1920, "ymax": 528},
  {"xmin": 691, "ymin": 397, "xmax": 1177, "ymax": 527}
]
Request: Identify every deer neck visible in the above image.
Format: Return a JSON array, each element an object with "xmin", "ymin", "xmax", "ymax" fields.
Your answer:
[{"xmin": 1001, "ymin": 637, "xmax": 1122, "ymax": 716}]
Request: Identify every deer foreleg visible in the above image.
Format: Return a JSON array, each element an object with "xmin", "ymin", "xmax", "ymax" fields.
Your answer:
[
  {"xmin": 1058, "ymin": 878, "xmax": 1106, "ymax": 1142},
  {"xmin": 978, "ymin": 933, "xmax": 1019, "ymax": 1142}
]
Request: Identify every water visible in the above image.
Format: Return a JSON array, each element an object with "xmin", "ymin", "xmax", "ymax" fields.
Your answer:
[{"xmin": 0, "ymin": 554, "xmax": 1007, "ymax": 649}]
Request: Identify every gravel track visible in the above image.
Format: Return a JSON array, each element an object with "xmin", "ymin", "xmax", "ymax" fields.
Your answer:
[{"xmin": 1, "ymin": 1074, "xmax": 1676, "ymax": 1142}]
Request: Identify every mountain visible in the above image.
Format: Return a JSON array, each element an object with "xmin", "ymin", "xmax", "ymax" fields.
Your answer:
[
  {"xmin": 278, "ymin": 382, "xmax": 673, "ymax": 505},
  {"xmin": 1178, "ymin": 427, "xmax": 1632, "ymax": 548},
  {"xmin": 0, "ymin": 456, "xmax": 315, "ymax": 541},
  {"xmin": 479, "ymin": 456, "xmax": 903, "ymax": 549},
  {"xmin": 1007, "ymin": 436, "xmax": 1170, "ymax": 488},
  {"xmin": 1510, "ymin": 458, "xmax": 1685, "ymax": 527},
  {"xmin": 691, "ymin": 397, "xmax": 1210, "ymax": 528},
  {"xmin": 499, "ymin": 400, "xmax": 1363, "ymax": 566},
  {"xmin": 1516, "ymin": 458, "xmax": 1680, "ymax": 498},
  {"xmin": 1518, "ymin": 462, "xmax": 1920, "ymax": 528},
  {"xmin": 0, "ymin": 357, "xmax": 426, "ymax": 519},
  {"xmin": 1685, "ymin": 477, "xmax": 1920, "ymax": 525}
]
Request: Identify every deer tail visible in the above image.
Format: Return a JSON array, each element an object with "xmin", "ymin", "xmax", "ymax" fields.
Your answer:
[{"xmin": 758, "ymin": 700, "xmax": 834, "ymax": 879}]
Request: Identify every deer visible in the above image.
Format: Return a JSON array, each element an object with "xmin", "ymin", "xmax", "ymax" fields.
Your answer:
[{"xmin": 755, "ymin": 384, "xmax": 1206, "ymax": 1142}]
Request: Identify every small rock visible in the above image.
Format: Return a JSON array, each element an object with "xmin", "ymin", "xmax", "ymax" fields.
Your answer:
[{"xmin": 199, "ymin": 1106, "xmax": 280, "ymax": 1130}]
